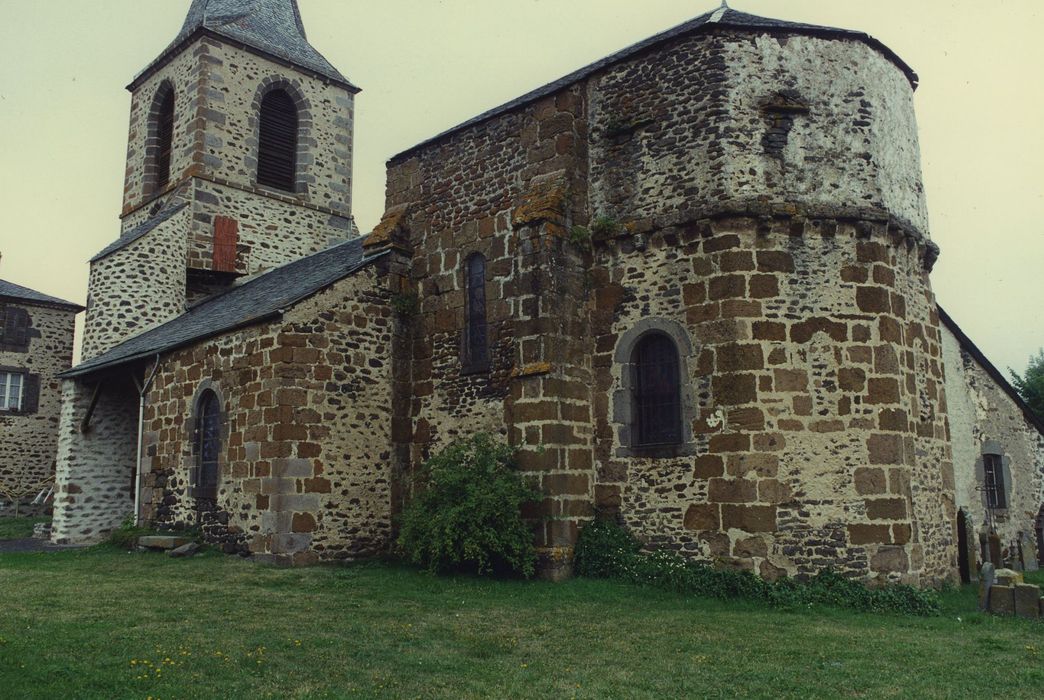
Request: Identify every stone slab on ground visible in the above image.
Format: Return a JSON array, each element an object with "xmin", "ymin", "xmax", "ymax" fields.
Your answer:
[
  {"xmin": 168, "ymin": 542, "xmax": 201, "ymax": 558},
  {"xmin": 1013, "ymin": 584, "xmax": 1042, "ymax": 620},
  {"xmin": 138, "ymin": 535, "xmax": 192, "ymax": 550},
  {"xmin": 988, "ymin": 585, "xmax": 1016, "ymax": 616}
]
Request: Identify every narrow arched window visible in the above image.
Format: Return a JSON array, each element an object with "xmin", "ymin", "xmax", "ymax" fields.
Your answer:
[
  {"xmin": 463, "ymin": 253, "xmax": 488, "ymax": 371},
  {"xmin": 632, "ymin": 333, "xmax": 682, "ymax": 446},
  {"xmin": 257, "ymin": 89, "xmax": 299, "ymax": 191},
  {"xmin": 151, "ymin": 83, "xmax": 175, "ymax": 191},
  {"xmin": 194, "ymin": 389, "xmax": 222, "ymax": 501}
]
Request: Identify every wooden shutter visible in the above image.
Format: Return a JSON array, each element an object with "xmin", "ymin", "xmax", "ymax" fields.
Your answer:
[
  {"xmin": 213, "ymin": 216, "xmax": 239, "ymax": 272},
  {"xmin": 155, "ymin": 88, "xmax": 175, "ymax": 189},
  {"xmin": 257, "ymin": 90, "xmax": 298, "ymax": 191},
  {"xmin": 1, "ymin": 307, "xmax": 30, "ymax": 351},
  {"xmin": 22, "ymin": 374, "xmax": 40, "ymax": 414}
]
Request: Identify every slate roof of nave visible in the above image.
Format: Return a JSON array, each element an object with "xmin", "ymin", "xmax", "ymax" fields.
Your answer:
[
  {"xmin": 131, "ymin": 0, "xmax": 356, "ymax": 91},
  {"xmin": 391, "ymin": 3, "xmax": 917, "ymax": 162},
  {"xmin": 63, "ymin": 237, "xmax": 385, "ymax": 379},
  {"xmin": 0, "ymin": 279, "xmax": 84, "ymax": 312}
]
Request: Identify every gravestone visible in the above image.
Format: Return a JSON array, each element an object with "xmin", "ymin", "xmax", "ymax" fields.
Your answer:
[
  {"xmin": 994, "ymin": 568, "xmax": 1023, "ymax": 587},
  {"xmin": 988, "ymin": 584, "xmax": 1015, "ymax": 616},
  {"xmin": 978, "ymin": 562, "xmax": 995, "ymax": 611},
  {"xmin": 1013, "ymin": 584, "xmax": 1042, "ymax": 620},
  {"xmin": 1021, "ymin": 532, "xmax": 1039, "ymax": 572}
]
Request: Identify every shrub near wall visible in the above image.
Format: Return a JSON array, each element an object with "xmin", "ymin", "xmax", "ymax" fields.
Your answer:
[
  {"xmin": 575, "ymin": 519, "xmax": 941, "ymax": 616},
  {"xmin": 397, "ymin": 435, "xmax": 540, "ymax": 577}
]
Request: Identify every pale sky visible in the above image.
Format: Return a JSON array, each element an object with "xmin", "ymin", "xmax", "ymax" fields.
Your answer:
[{"xmin": 0, "ymin": 0, "xmax": 1041, "ymax": 374}]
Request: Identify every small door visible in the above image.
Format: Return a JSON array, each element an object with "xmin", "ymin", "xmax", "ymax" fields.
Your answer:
[{"xmin": 957, "ymin": 509, "xmax": 971, "ymax": 584}]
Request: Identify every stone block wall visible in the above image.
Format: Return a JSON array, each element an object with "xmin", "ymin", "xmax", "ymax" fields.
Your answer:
[
  {"xmin": 0, "ymin": 302, "xmax": 78, "ymax": 502},
  {"xmin": 52, "ymin": 376, "xmax": 139, "ymax": 543},
  {"xmin": 382, "ymin": 22, "xmax": 955, "ymax": 583},
  {"xmin": 386, "ymin": 81, "xmax": 594, "ymax": 560},
  {"xmin": 140, "ymin": 262, "xmax": 400, "ymax": 564},
  {"xmin": 587, "ymin": 30, "xmax": 928, "ymax": 235},
  {"xmin": 590, "ymin": 219, "xmax": 953, "ymax": 585},
  {"xmin": 943, "ymin": 323, "xmax": 1044, "ymax": 568},
  {"xmin": 83, "ymin": 204, "xmax": 190, "ymax": 360}
]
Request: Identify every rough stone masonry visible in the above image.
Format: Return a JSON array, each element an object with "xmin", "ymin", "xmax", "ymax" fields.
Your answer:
[{"xmin": 50, "ymin": 1, "xmax": 1044, "ymax": 585}]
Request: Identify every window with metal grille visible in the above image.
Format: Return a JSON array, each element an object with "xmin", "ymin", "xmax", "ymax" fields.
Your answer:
[
  {"xmin": 154, "ymin": 85, "xmax": 175, "ymax": 190},
  {"xmin": 257, "ymin": 89, "xmax": 299, "ymax": 191},
  {"xmin": 0, "ymin": 371, "xmax": 24, "ymax": 411},
  {"xmin": 632, "ymin": 333, "xmax": 682, "ymax": 447},
  {"xmin": 983, "ymin": 453, "xmax": 1007, "ymax": 509},
  {"xmin": 194, "ymin": 390, "xmax": 222, "ymax": 501},
  {"xmin": 463, "ymin": 253, "xmax": 489, "ymax": 371}
]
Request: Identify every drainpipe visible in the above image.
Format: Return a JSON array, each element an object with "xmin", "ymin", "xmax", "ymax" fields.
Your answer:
[{"xmin": 132, "ymin": 355, "xmax": 161, "ymax": 526}]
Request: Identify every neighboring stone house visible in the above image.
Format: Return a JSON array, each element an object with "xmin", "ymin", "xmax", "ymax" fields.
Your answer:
[
  {"xmin": 51, "ymin": 0, "xmax": 1043, "ymax": 584},
  {"xmin": 940, "ymin": 308, "xmax": 1044, "ymax": 577},
  {"xmin": 0, "ymin": 279, "xmax": 83, "ymax": 507}
]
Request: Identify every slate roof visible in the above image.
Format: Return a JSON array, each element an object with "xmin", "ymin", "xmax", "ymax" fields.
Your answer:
[
  {"xmin": 391, "ymin": 3, "xmax": 917, "ymax": 162},
  {"xmin": 938, "ymin": 306, "xmax": 1044, "ymax": 436},
  {"xmin": 0, "ymin": 279, "xmax": 84, "ymax": 312},
  {"xmin": 63, "ymin": 238, "xmax": 384, "ymax": 379},
  {"xmin": 131, "ymin": 0, "xmax": 356, "ymax": 91},
  {"xmin": 91, "ymin": 202, "xmax": 189, "ymax": 263}
]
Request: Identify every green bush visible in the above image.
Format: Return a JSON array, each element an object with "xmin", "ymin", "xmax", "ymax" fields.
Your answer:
[
  {"xmin": 397, "ymin": 435, "xmax": 540, "ymax": 577},
  {"xmin": 575, "ymin": 518, "xmax": 940, "ymax": 616},
  {"xmin": 104, "ymin": 516, "xmax": 155, "ymax": 550}
]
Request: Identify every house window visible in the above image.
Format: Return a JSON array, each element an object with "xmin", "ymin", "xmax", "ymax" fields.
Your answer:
[
  {"xmin": 153, "ymin": 84, "xmax": 175, "ymax": 190},
  {"xmin": 983, "ymin": 453, "xmax": 1007, "ymax": 509},
  {"xmin": 194, "ymin": 389, "xmax": 222, "ymax": 501},
  {"xmin": 463, "ymin": 253, "xmax": 488, "ymax": 371},
  {"xmin": 0, "ymin": 371, "xmax": 24, "ymax": 411},
  {"xmin": 0, "ymin": 306, "xmax": 30, "ymax": 351},
  {"xmin": 257, "ymin": 89, "xmax": 299, "ymax": 191},
  {"xmin": 632, "ymin": 333, "xmax": 682, "ymax": 447}
]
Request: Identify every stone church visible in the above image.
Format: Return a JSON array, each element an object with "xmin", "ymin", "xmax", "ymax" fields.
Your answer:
[{"xmin": 52, "ymin": 0, "xmax": 1044, "ymax": 585}]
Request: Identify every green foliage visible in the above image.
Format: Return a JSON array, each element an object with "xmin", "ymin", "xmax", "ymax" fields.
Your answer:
[
  {"xmin": 590, "ymin": 215, "xmax": 621, "ymax": 238},
  {"xmin": 568, "ymin": 225, "xmax": 592, "ymax": 248},
  {"xmin": 575, "ymin": 519, "xmax": 941, "ymax": 616},
  {"xmin": 105, "ymin": 516, "xmax": 153, "ymax": 550},
  {"xmin": 1009, "ymin": 348, "xmax": 1044, "ymax": 420},
  {"xmin": 397, "ymin": 435, "xmax": 540, "ymax": 577},
  {"xmin": 390, "ymin": 293, "xmax": 419, "ymax": 318},
  {"xmin": 0, "ymin": 516, "xmax": 48, "ymax": 540}
]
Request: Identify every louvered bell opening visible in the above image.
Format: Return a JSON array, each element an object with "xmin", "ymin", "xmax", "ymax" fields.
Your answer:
[
  {"xmin": 155, "ymin": 89, "xmax": 175, "ymax": 190},
  {"xmin": 257, "ymin": 90, "xmax": 299, "ymax": 192}
]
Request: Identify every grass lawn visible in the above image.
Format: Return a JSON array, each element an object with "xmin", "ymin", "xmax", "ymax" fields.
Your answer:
[
  {"xmin": 0, "ymin": 516, "xmax": 47, "ymax": 540},
  {"xmin": 0, "ymin": 547, "xmax": 1042, "ymax": 699}
]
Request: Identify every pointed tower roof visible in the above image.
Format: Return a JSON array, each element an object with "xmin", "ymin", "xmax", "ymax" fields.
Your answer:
[{"xmin": 130, "ymin": 0, "xmax": 356, "ymax": 92}]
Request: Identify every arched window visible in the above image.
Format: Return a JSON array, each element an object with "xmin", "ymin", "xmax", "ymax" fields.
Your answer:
[
  {"xmin": 632, "ymin": 333, "xmax": 682, "ymax": 447},
  {"xmin": 194, "ymin": 389, "xmax": 222, "ymax": 501},
  {"xmin": 151, "ymin": 83, "xmax": 175, "ymax": 191},
  {"xmin": 257, "ymin": 89, "xmax": 299, "ymax": 191},
  {"xmin": 463, "ymin": 253, "xmax": 488, "ymax": 371}
]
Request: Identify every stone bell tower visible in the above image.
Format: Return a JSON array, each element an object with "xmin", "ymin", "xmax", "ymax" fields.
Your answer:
[
  {"xmin": 82, "ymin": 0, "xmax": 359, "ymax": 360},
  {"xmin": 52, "ymin": 0, "xmax": 359, "ymax": 545}
]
